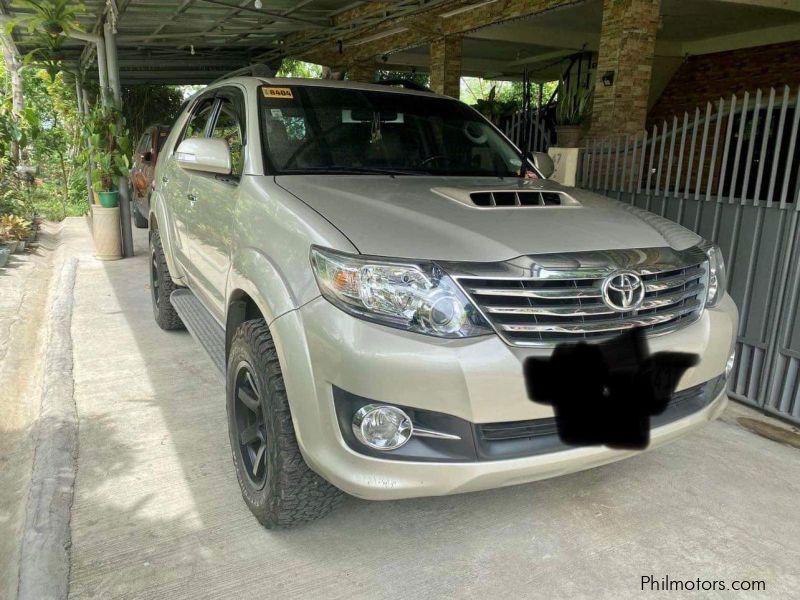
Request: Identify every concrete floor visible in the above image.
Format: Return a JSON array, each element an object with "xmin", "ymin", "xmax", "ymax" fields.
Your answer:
[
  {"xmin": 61, "ymin": 220, "xmax": 799, "ymax": 599},
  {"xmin": 0, "ymin": 225, "xmax": 57, "ymax": 600}
]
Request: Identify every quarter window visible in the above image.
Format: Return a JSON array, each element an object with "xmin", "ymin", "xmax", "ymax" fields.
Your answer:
[
  {"xmin": 210, "ymin": 100, "xmax": 244, "ymax": 178},
  {"xmin": 182, "ymin": 99, "xmax": 214, "ymax": 141}
]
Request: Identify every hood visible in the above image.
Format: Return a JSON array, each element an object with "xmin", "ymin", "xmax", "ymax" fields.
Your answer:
[{"xmin": 275, "ymin": 175, "xmax": 700, "ymax": 262}]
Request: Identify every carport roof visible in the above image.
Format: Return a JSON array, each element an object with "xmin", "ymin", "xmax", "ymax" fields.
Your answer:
[{"xmin": 1, "ymin": 0, "xmax": 450, "ymax": 84}]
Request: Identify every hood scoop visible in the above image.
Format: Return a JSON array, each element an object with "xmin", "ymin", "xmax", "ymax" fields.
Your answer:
[{"xmin": 432, "ymin": 187, "xmax": 581, "ymax": 209}]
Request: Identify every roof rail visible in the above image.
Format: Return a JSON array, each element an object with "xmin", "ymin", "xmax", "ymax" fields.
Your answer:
[
  {"xmin": 211, "ymin": 63, "xmax": 276, "ymax": 84},
  {"xmin": 373, "ymin": 78, "xmax": 432, "ymax": 93}
]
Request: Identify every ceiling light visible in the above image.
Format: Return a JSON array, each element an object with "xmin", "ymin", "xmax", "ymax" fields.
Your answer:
[
  {"xmin": 440, "ymin": 0, "xmax": 498, "ymax": 18},
  {"xmin": 254, "ymin": 0, "xmax": 263, "ymax": 8}
]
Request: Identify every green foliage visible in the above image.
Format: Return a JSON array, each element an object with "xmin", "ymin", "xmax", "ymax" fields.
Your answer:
[
  {"xmin": 81, "ymin": 101, "xmax": 130, "ymax": 192},
  {"xmin": 6, "ymin": 0, "xmax": 85, "ymax": 36},
  {"xmin": 20, "ymin": 33, "xmax": 67, "ymax": 80},
  {"xmin": 277, "ymin": 59, "xmax": 322, "ymax": 78},
  {"xmin": 377, "ymin": 69, "xmax": 430, "ymax": 88},
  {"xmin": 121, "ymin": 84, "xmax": 184, "ymax": 143},
  {"xmin": 554, "ymin": 78, "xmax": 593, "ymax": 126}
]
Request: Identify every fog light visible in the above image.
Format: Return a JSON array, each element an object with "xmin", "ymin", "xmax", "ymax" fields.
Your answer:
[
  {"xmin": 725, "ymin": 351, "xmax": 736, "ymax": 378},
  {"xmin": 352, "ymin": 404, "xmax": 412, "ymax": 450}
]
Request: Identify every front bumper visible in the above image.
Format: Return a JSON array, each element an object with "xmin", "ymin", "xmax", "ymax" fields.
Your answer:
[{"xmin": 270, "ymin": 293, "xmax": 737, "ymax": 500}]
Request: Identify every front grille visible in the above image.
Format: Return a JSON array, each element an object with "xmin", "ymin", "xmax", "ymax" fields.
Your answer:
[{"xmin": 459, "ymin": 259, "xmax": 708, "ymax": 346}]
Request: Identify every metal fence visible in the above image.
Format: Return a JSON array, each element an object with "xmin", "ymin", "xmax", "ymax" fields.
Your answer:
[
  {"xmin": 504, "ymin": 105, "xmax": 553, "ymax": 153},
  {"xmin": 577, "ymin": 85, "xmax": 800, "ymax": 425}
]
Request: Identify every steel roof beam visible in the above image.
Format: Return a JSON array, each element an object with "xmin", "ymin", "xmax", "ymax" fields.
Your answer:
[{"xmin": 194, "ymin": 0, "xmax": 327, "ymax": 27}]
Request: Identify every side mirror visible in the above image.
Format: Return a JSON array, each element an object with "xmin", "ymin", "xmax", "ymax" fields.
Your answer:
[
  {"xmin": 141, "ymin": 150, "xmax": 153, "ymax": 162},
  {"xmin": 531, "ymin": 151, "xmax": 555, "ymax": 179},
  {"xmin": 175, "ymin": 137, "xmax": 232, "ymax": 175}
]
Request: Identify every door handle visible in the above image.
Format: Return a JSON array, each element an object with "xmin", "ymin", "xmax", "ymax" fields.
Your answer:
[{"xmin": 187, "ymin": 192, "xmax": 198, "ymax": 205}]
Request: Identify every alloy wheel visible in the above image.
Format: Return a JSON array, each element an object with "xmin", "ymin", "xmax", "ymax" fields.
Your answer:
[{"xmin": 233, "ymin": 362, "xmax": 268, "ymax": 489}]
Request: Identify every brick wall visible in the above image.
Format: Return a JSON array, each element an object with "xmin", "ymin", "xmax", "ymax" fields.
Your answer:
[
  {"xmin": 648, "ymin": 41, "xmax": 800, "ymax": 126},
  {"xmin": 430, "ymin": 36, "xmax": 463, "ymax": 98},
  {"xmin": 590, "ymin": 0, "xmax": 661, "ymax": 137}
]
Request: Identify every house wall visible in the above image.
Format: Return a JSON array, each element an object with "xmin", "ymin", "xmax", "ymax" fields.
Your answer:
[{"xmin": 648, "ymin": 41, "xmax": 800, "ymax": 125}]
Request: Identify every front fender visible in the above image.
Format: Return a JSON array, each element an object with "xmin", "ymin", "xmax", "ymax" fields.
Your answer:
[{"xmin": 227, "ymin": 246, "xmax": 314, "ymax": 326}]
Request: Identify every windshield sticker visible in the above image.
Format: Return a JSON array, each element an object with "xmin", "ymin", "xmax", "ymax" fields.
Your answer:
[
  {"xmin": 263, "ymin": 87, "xmax": 294, "ymax": 99},
  {"xmin": 270, "ymin": 109, "xmax": 283, "ymax": 117}
]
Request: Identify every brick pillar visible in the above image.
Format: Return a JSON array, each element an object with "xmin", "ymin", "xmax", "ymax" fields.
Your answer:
[
  {"xmin": 590, "ymin": 0, "xmax": 660, "ymax": 137},
  {"xmin": 430, "ymin": 35, "xmax": 462, "ymax": 99},
  {"xmin": 347, "ymin": 63, "xmax": 376, "ymax": 83}
]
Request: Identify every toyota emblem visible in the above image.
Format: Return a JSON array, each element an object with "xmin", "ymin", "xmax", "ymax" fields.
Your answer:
[{"xmin": 602, "ymin": 271, "xmax": 645, "ymax": 312}]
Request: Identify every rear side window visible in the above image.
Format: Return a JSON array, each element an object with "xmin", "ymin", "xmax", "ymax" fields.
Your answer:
[
  {"xmin": 156, "ymin": 129, "xmax": 169, "ymax": 152},
  {"xmin": 135, "ymin": 133, "xmax": 150, "ymax": 155}
]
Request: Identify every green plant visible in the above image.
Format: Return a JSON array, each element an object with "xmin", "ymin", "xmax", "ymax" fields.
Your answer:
[
  {"xmin": 82, "ymin": 102, "xmax": 131, "ymax": 192},
  {"xmin": 473, "ymin": 85, "xmax": 520, "ymax": 125},
  {"xmin": 6, "ymin": 0, "xmax": 86, "ymax": 36},
  {"xmin": 554, "ymin": 79, "xmax": 592, "ymax": 127},
  {"xmin": 20, "ymin": 33, "xmax": 67, "ymax": 80},
  {"xmin": 0, "ymin": 214, "xmax": 31, "ymax": 240}
]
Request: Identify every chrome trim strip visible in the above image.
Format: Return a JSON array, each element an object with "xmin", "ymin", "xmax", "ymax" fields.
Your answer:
[
  {"xmin": 412, "ymin": 426, "xmax": 462, "ymax": 441},
  {"xmin": 498, "ymin": 301, "xmax": 701, "ymax": 334},
  {"xmin": 644, "ymin": 267, "xmax": 706, "ymax": 291},
  {"xmin": 468, "ymin": 287, "xmax": 602, "ymax": 299},
  {"xmin": 440, "ymin": 246, "xmax": 708, "ymax": 281},
  {"xmin": 483, "ymin": 284, "xmax": 704, "ymax": 317}
]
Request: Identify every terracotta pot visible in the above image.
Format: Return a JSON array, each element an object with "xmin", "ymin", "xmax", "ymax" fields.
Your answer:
[
  {"xmin": 92, "ymin": 205, "xmax": 122, "ymax": 261},
  {"xmin": 555, "ymin": 125, "xmax": 585, "ymax": 148}
]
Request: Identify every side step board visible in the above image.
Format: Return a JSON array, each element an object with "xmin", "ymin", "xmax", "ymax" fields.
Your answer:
[{"xmin": 170, "ymin": 289, "xmax": 226, "ymax": 381}]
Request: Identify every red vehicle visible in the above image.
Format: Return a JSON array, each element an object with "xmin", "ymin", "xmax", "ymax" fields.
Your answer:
[{"xmin": 130, "ymin": 124, "xmax": 170, "ymax": 228}]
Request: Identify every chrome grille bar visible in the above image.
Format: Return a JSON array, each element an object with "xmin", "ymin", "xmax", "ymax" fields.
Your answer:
[
  {"xmin": 498, "ymin": 300, "xmax": 702, "ymax": 334},
  {"xmin": 484, "ymin": 283, "xmax": 705, "ymax": 317}
]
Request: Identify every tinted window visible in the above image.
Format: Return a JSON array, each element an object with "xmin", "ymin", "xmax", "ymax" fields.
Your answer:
[
  {"xmin": 259, "ymin": 85, "xmax": 524, "ymax": 177},
  {"xmin": 156, "ymin": 129, "xmax": 169, "ymax": 152}
]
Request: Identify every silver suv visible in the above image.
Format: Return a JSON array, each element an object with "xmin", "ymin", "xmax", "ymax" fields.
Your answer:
[{"xmin": 149, "ymin": 77, "xmax": 738, "ymax": 528}]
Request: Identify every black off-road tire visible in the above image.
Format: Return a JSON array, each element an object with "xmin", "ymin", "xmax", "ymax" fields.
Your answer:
[
  {"xmin": 149, "ymin": 228, "xmax": 184, "ymax": 330},
  {"xmin": 227, "ymin": 319, "xmax": 344, "ymax": 528},
  {"xmin": 132, "ymin": 200, "xmax": 148, "ymax": 229}
]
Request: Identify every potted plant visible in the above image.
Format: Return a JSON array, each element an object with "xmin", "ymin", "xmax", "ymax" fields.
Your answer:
[
  {"xmin": 0, "ymin": 216, "xmax": 19, "ymax": 254},
  {"xmin": 0, "ymin": 232, "xmax": 10, "ymax": 268},
  {"xmin": 0, "ymin": 215, "xmax": 30, "ymax": 252},
  {"xmin": 5, "ymin": 0, "xmax": 86, "ymax": 37},
  {"xmin": 11, "ymin": 215, "xmax": 31, "ymax": 252},
  {"xmin": 554, "ymin": 79, "xmax": 593, "ymax": 148},
  {"xmin": 83, "ymin": 102, "xmax": 131, "ymax": 208}
]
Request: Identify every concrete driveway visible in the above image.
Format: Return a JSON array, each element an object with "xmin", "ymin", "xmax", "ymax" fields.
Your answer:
[{"xmin": 56, "ymin": 219, "xmax": 800, "ymax": 599}]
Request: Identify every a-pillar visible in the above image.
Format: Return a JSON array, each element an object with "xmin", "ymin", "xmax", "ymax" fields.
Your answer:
[
  {"xmin": 589, "ymin": 0, "xmax": 661, "ymax": 137},
  {"xmin": 430, "ymin": 35, "xmax": 462, "ymax": 99}
]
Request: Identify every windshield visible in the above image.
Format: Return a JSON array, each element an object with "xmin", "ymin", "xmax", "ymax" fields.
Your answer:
[{"xmin": 259, "ymin": 85, "xmax": 525, "ymax": 176}]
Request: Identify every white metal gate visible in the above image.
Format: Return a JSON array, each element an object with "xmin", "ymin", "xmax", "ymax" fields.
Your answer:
[{"xmin": 578, "ymin": 86, "xmax": 800, "ymax": 424}]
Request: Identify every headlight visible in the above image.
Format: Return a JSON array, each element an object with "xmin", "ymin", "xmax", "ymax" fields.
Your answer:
[
  {"xmin": 701, "ymin": 242, "xmax": 727, "ymax": 307},
  {"xmin": 310, "ymin": 246, "xmax": 492, "ymax": 338}
]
